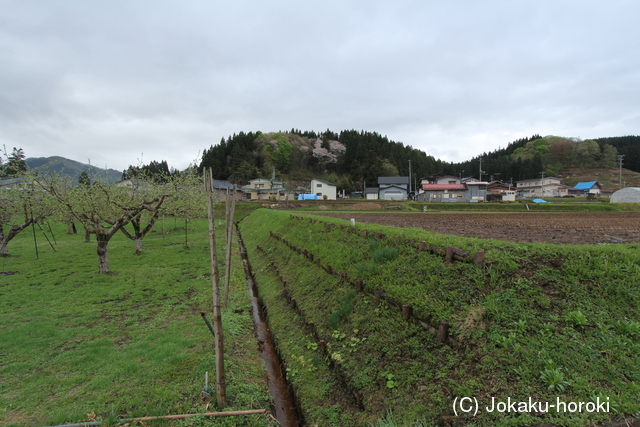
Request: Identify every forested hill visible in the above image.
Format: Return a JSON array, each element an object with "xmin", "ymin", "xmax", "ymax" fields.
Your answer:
[
  {"xmin": 594, "ymin": 136, "xmax": 640, "ymax": 172},
  {"xmin": 198, "ymin": 130, "xmax": 640, "ymax": 190},
  {"xmin": 198, "ymin": 130, "xmax": 442, "ymax": 191}
]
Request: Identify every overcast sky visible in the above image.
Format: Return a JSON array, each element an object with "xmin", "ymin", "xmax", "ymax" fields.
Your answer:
[{"xmin": 1, "ymin": 0, "xmax": 638, "ymax": 172}]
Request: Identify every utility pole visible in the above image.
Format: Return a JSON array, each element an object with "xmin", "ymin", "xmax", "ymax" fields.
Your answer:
[
  {"xmin": 408, "ymin": 160, "xmax": 412, "ymax": 195},
  {"xmin": 478, "ymin": 159, "xmax": 484, "ymax": 181},
  {"xmin": 618, "ymin": 155, "xmax": 625, "ymax": 189}
]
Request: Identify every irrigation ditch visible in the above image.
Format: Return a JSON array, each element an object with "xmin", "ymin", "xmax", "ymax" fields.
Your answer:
[{"xmin": 235, "ymin": 223, "xmax": 302, "ymax": 427}]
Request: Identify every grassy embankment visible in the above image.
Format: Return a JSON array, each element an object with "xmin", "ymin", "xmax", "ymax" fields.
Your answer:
[
  {"xmin": 0, "ymin": 209, "xmax": 274, "ymax": 427},
  {"xmin": 239, "ymin": 208, "xmax": 640, "ymax": 426}
]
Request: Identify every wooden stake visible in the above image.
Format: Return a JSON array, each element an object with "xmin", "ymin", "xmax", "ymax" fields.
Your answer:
[
  {"xmin": 402, "ymin": 305, "xmax": 412, "ymax": 321},
  {"xmin": 203, "ymin": 168, "xmax": 227, "ymax": 409},
  {"xmin": 223, "ymin": 185, "xmax": 237, "ymax": 308},
  {"xmin": 374, "ymin": 290, "xmax": 382, "ymax": 307},
  {"xmin": 445, "ymin": 246, "xmax": 454, "ymax": 263},
  {"xmin": 437, "ymin": 322, "xmax": 449, "ymax": 343}
]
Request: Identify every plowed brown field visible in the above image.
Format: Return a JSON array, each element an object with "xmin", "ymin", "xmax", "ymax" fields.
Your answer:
[{"xmin": 315, "ymin": 212, "xmax": 640, "ymax": 244}]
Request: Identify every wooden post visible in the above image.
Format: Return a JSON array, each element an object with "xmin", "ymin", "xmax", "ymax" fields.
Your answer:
[
  {"xmin": 437, "ymin": 322, "xmax": 449, "ymax": 343},
  {"xmin": 396, "ymin": 236, "xmax": 402, "ymax": 244},
  {"xmin": 355, "ymin": 280, "xmax": 363, "ymax": 292},
  {"xmin": 203, "ymin": 168, "xmax": 227, "ymax": 409},
  {"xmin": 475, "ymin": 250, "xmax": 485, "ymax": 266},
  {"xmin": 446, "ymin": 246, "xmax": 454, "ymax": 263},
  {"xmin": 402, "ymin": 305, "xmax": 412, "ymax": 321},
  {"xmin": 223, "ymin": 185, "xmax": 237, "ymax": 308},
  {"xmin": 374, "ymin": 290, "xmax": 382, "ymax": 307},
  {"xmin": 318, "ymin": 340, "xmax": 327, "ymax": 354},
  {"xmin": 418, "ymin": 241, "xmax": 426, "ymax": 252}
]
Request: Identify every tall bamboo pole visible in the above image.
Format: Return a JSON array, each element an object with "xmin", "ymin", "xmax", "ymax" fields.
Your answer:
[
  {"xmin": 223, "ymin": 185, "xmax": 236, "ymax": 308},
  {"xmin": 203, "ymin": 168, "xmax": 226, "ymax": 408}
]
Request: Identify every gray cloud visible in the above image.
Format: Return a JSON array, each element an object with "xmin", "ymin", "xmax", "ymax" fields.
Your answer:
[{"xmin": 1, "ymin": 0, "xmax": 638, "ymax": 171}]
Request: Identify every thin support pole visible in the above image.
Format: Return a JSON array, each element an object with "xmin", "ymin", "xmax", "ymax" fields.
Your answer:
[
  {"xmin": 223, "ymin": 185, "xmax": 236, "ymax": 308},
  {"xmin": 47, "ymin": 221, "xmax": 57, "ymax": 245},
  {"xmin": 37, "ymin": 222, "xmax": 56, "ymax": 252},
  {"xmin": 30, "ymin": 208, "xmax": 38, "ymax": 259},
  {"xmin": 204, "ymin": 167, "xmax": 227, "ymax": 409}
]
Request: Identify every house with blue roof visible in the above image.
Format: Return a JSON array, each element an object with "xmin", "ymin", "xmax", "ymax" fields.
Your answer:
[{"xmin": 571, "ymin": 181, "xmax": 602, "ymax": 196}]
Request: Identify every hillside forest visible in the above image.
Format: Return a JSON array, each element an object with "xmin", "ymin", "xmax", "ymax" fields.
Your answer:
[{"xmin": 196, "ymin": 130, "xmax": 640, "ymax": 193}]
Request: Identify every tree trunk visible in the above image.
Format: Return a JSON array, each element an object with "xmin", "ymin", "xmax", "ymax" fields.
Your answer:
[
  {"xmin": 97, "ymin": 236, "xmax": 110, "ymax": 273},
  {"xmin": 84, "ymin": 228, "xmax": 92, "ymax": 243},
  {"xmin": 0, "ymin": 241, "xmax": 8, "ymax": 257},
  {"xmin": 135, "ymin": 238, "xmax": 142, "ymax": 254},
  {"xmin": 67, "ymin": 222, "xmax": 75, "ymax": 234}
]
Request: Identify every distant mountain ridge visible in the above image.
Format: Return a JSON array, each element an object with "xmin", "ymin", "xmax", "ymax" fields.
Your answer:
[{"xmin": 26, "ymin": 156, "xmax": 122, "ymax": 183}]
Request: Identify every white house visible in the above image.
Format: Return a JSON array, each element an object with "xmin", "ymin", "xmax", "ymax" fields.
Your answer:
[{"xmin": 310, "ymin": 178, "xmax": 337, "ymax": 200}]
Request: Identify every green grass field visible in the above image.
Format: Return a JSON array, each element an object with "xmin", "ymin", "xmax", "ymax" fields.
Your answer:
[
  {"xmin": 0, "ymin": 216, "xmax": 274, "ymax": 427},
  {"xmin": 4, "ymin": 203, "xmax": 640, "ymax": 426},
  {"xmin": 239, "ymin": 209, "xmax": 640, "ymax": 426}
]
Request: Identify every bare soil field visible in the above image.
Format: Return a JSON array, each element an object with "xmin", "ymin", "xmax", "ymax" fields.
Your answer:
[{"xmin": 314, "ymin": 212, "xmax": 640, "ymax": 245}]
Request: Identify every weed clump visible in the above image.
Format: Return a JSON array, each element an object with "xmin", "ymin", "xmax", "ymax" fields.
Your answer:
[{"xmin": 328, "ymin": 290, "xmax": 355, "ymax": 329}]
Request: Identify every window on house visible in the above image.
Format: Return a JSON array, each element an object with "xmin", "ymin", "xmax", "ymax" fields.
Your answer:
[
  {"xmin": 316, "ymin": 193, "xmax": 322, "ymax": 196},
  {"xmin": 317, "ymin": 184, "xmax": 322, "ymax": 187},
  {"xmin": 255, "ymin": 184, "xmax": 264, "ymax": 188}
]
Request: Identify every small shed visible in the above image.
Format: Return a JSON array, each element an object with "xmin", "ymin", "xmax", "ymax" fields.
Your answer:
[
  {"xmin": 611, "ymin": 187, "xmax": 640, "ymax": 203},
  {"xmin": 365, "ymin": 187, "xmax": 379, "ymax": 200}
]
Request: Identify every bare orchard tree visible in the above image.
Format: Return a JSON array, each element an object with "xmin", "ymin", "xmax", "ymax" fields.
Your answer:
[
  {"xmin": 39, "ymin": 174, "xmax": 166, "ymax": 273},
  {"xmin": 119, "ymin": 209, "xmax": 162, "ymax": 254},
  {"xmin": 0, "ymin": 177, "xmax": 55, "ymax": 256},
  {"xmin": 117, "ymin": 175, "xmax": 167, "ymax": 254}
]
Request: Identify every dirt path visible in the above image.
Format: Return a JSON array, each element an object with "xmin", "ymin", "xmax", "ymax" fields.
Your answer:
[{"xmin": 314, "ymin": 212, "xmax": 640, "ymax": 245}]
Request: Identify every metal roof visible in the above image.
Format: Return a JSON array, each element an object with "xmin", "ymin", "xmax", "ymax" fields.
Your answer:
[
  {"xmin": 212, "ymin": 180, "xmax": 235, "ymax": 190},
  {"xmin": 378, "ymin": 176, "xmax": 409, "ymax": 185},
  {"xmin": 311, "ymin": 178, "xmax": 336, "ymax": 186},
  {"xmin": 421, "ymin": 184, "xmax": 467, "ymax": 191},
  {"xmin": 573, "ymin": 181, "xmax": 599, "ymax": 190}
]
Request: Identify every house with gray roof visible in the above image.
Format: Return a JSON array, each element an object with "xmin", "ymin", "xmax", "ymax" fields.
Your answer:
[{"xmin": 378, "ymin": 177, "xmax": 409, "ymax": 200}]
